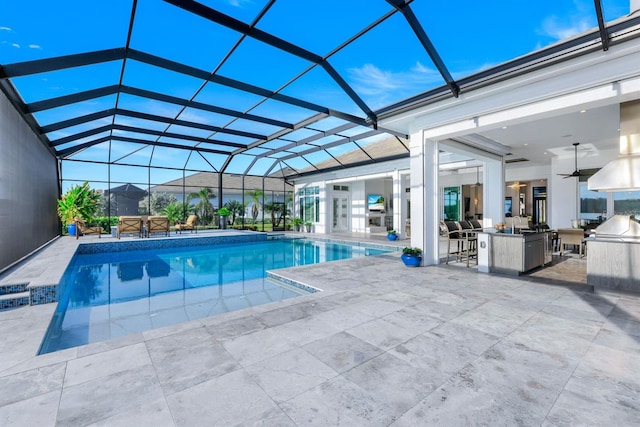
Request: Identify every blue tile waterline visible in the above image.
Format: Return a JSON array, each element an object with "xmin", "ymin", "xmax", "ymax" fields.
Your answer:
[{"xmin": 38, "ymin": 235, "xmax": 396, "ymax": 354}]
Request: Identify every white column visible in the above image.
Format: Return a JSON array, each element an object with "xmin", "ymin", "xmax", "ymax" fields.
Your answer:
[
  {"xmin": 483, "ymin": 158, "xmax": 505, "ymax": 228},
  {"xmin": 410, "ymin": 131, "xmax": 440, "ymax": 265},
  {"xmin": 392, "ymin": 169, "xmax": 402, "ymax": 236}
]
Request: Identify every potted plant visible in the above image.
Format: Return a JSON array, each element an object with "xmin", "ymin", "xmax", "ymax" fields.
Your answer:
[
  {"xmin": 218, "ymin": 207, "xmax": 230, "ymax": 229},
  {"xmin": 387, "ymin": 230, "xmax": 398, "ymax": 241},
  {"xmin": 401, "ymin": 247, "xmax": 422, "ymax": 267},
  {"xmin": 292, "ymin": 217, "xmax": 303, "ymax": 232},
  {"xmin": 57, "ymin": 182, "xmax": 100, "ymax": 236},
  {"xmin": 304, "ymin": 221, "xmax": 313, "ymax": 232}
]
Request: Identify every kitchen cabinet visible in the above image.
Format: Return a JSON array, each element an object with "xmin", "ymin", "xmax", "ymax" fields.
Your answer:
[{"xmin": 489, "ymin": 232, "xmax": 550, "ymax": 275}]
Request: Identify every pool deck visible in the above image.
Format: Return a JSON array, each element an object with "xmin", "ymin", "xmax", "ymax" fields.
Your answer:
[{"xmin": 1, "ymin": 231, "xmax": 639, "ymax": 425}]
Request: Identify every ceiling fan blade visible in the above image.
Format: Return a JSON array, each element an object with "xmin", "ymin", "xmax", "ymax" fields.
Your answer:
[{"xmin": 558, "ymin": 143, "xmax": 582, "ymax": 178}]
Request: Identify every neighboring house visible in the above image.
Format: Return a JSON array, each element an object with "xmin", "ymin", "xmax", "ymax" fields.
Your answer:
[
  {"xmin": 150, "ymin": 172, "xmax": 294, "ymax": 220},
  {"xmin": 104, "ymin": 183, "xmax": 148, "ymax": 216}
]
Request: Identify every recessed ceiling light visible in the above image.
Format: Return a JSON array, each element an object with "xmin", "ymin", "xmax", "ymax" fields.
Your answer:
[
  {"xmin": 502, "ymin": 126, "xmax": 507, "ymax": 130},
  {"xmin": 524, "ymin": 143, "xmax": 528, "ymax": 146},
  {"xmin": 580, "ymin": 109, "xmax": 587, "ymax": 113}
]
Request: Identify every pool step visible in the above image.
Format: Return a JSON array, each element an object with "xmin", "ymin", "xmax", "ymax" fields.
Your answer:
[
  {"xmin": 0, "ymin": 283, "xmax": 29, "ymax": 295},
  {"xmin": 0, "ymin": 290, "xmax": 30, "ymax": 310}
]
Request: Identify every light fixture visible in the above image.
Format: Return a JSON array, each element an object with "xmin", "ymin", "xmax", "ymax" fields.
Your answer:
[{"xmin": 508, "ymin": 181, "xmax": 527, "ymax": 188}]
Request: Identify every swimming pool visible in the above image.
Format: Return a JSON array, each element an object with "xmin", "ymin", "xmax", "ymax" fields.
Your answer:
[{"xmin": 38, "ymin": 237, "xmax": 395, "ymax": 354}]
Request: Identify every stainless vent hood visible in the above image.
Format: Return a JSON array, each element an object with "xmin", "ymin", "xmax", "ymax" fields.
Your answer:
[
  {"xmin": 587, "ymin": 154, "xmax": 640, "ymax": 191},
  {"xmin": 588, "ymin": 100, "xmax": 640, "ymax": 192}
]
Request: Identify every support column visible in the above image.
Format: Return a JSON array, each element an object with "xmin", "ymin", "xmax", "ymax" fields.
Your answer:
[
  {"xmin": 392, "ymin": 169, "xmax": 402, "ymax": 236},
  {"xmin": 482, "ymin": 158, "xmax": 505, "ymax": 228},
  {"xmin": 410, "ymin": 131, "xmax": 440, "ymax": 265}
]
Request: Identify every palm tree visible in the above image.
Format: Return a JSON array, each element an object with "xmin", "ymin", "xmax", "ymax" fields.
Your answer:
[
  {"xmin": 187, "ymin": 187, "xmax": 216, "ymax": 225},
  {"xmin": 244, "ymin": 189, "xmax": 263, "ymax": 223},
  {"xmin": 224, "ymin": 200, "xmax": 245, "ymax": 226},
  {"xmin": 263, "ymin": 201, "xmax": 286, "ymax": 228}
]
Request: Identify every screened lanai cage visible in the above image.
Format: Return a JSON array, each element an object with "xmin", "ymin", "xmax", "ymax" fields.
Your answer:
[{"xmin": 1, "ymin": 0, "xmax": 635, "ymax": 271}]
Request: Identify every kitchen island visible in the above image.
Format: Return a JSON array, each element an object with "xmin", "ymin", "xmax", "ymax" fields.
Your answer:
[
  {"xmin": 477, "ymin": 231, "xmax": 552, "ymax": 275},
  {"xmin": 587, "ymin": 238, "xmax": 640, "ymax": 294}
]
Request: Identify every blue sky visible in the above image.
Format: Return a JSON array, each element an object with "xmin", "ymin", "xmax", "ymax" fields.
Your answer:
[{"xmin": 0, "ymin": 0, "xmax": 632, "ymax": 191}]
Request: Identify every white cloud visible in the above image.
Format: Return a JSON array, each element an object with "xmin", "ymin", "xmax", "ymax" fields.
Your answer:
[
  {"xmin": 11, "ymin": 43, "xmax": 20, "ymax": 48},
  {"xmin": 29, "ymin": 44, "xmax": 42, "ymax": 50},
  {"xmin": 538, "ymin": 15, "xmax": 591, "ymax": 40},
  {"xmin": 227, "ymin": 0, "xmax": 253, "ymax": 7},
  {"xmin": 0, "ymin": 26, "xmax": 12, "ymax": 32},
  {"xmin": 348, "ymin": 61, "xmax": 441, "ymax": 99}
]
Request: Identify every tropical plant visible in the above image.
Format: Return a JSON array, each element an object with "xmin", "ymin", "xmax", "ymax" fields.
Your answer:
[
  {"xmin": 388, "ymin": 230, "xmax": 397, "ymax": 235},
  {"xmin": 402, "ymin": 247, "xmax": 422, "ymax": 256},
  {"xmin": 224, "ymin": 200, "xmax": 245, "ymax": 226},
  {"xmin": 162, "ymin": 201, "xmax": 186, "ymax": 225},
  {"xmin": 292, "ymin": 217, "xmax": 303, "ymax": 226},
  {"xmin": 217, "ymin": 207, "xmax": 230, "ymax": 217},
  {"xmin": 244, "ymin": 189, "xmax": 263, "ymax": 222},
  {"xmin": 57, "ymin": 182, "xmax": 101, "ymax": 225},
  {"xmin": 187, "ymin": 187, "xmax": 216, "ymax": 225},
  {"xmin": 264, "ymin": 201, "xmax": 287, "ymax": 227}
]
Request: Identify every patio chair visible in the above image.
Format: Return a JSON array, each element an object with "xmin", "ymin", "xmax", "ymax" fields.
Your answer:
[
  {"xmin": 558, "ymin": 228, "xmax": 586, "ymax": 257},
  {"xmin": 469, "ymin": 219, "xmax": 483, "ymax": 230},
  {"xmin": 74, "ymin": 217, "xmax": 103, "ymax": 239},
  {"xmin": 117, "ymin": 216, "xmax": 143, "ymax": 239},
  {"xmin": 146, "ymin": 216, "xmax": 170, "ymax": 237},
  {"xmin": 175, "ymin": 215, "xmax": 198, "ymax": 234}
]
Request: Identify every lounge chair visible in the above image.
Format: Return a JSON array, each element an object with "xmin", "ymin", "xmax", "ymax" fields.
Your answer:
[
  {"xmin": 146, "ymin": 216, "xmax": 170, "ymax": 237},
  {"xmin": 117, "ymin": 216, "xmax": 143, "ymax": 239},
  {"xmin": 74, "ymin": 217, "xmax": 103, "ymax": 240},
  {"xmin": 175, "ymin": 215, "xmax": 198, "ymax": 234}
]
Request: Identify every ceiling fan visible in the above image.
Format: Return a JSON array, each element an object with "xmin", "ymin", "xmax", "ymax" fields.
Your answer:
[{"xmin": 557, "ymin": 142, "xmax": 585, "ymax": 178}]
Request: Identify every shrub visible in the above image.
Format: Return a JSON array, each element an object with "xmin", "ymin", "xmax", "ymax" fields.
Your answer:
[{"xmin": 402, "ymin": 247, "xmax": 422, "ymax": 256}]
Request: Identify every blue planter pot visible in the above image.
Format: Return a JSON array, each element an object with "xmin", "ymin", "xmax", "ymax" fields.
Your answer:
[
  {"xmin": 401, "ymin": 253, "xmax": 421, "ymax": 267},
  {"xmin": 387, "ymin": 234, "xmax": 398, "ymax": 241},
  {"xmin": 67, "ymin": 223, "xmax": 77, "ymax": 237}
]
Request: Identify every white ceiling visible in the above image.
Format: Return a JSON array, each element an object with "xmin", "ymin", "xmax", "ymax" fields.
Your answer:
[{"xmin": 440, "ymin": 103, "xmax": 621, "ymax": 171}]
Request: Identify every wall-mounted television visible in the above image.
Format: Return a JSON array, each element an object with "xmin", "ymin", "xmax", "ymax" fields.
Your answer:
[{"xmin": 368, "ymin": 194, "xmax": 385, "ymax": 211}]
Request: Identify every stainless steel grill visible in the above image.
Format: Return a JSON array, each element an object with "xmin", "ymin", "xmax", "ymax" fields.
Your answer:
[{"xmin": 594, "ymin": 215, "xmax": 640, "ymax": 241}]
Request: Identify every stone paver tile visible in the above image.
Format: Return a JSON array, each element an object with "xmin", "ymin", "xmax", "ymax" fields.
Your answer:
[
  {"xmin": 57, "ymin": 365, "xmax": 164, "ymax": 427},
  {"xmin": 0, "ymin": 362, "xmax": 65, "ymax": 407},
  {"xmin": 303, "ymin": 331, "xmax": 384, "ymax": 373},
  {"xmin": 64, "ymin": 342, "xmax": 151, "ymax": 387},
  {"xmin": 244, "ymin": 348, "xmax": 338, "ymax": 402},
  {"xmin": 222, "ymin": 327, "xmax": 296, "ymax": 367},
  {"xmin": 0, "ymin": 390, "xmax": 60, "ymax": 427},
  {"xmin": 272, "ymin": 316, "xmax": 340, "ymax": 346},
  {"xmin": 311, "ymin": 305, "xmax": 375, "ymax": 331},
  {"xmin": 344, "ymin": 352, "xmax": 442, "ymax": 415},
  {"xmin": 86, "ymin": 398, "xmax": 175, "ymax": 427},
  {"xmin": 543, "ymin": 373, "xmax": 640, "ymax": 426},
  {"xmin": 166, "ymin": 369, "xmax": 281, "ymax": 427},
  {"xmin": 146, "ymin": 327, "xmax": 241, "ymax": 394},
  {"xmin": 281, "ymin": 375, "xmax": 396, "ymax": 427}
]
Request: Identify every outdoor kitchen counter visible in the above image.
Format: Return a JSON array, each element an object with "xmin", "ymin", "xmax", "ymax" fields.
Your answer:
[
  {"xmin": 587, "ymin": 238, "xmax": 640, "ymax": 294},
  {"xmin": 477, "ymin": 231, "xmax": 552, "ymax": 275}
]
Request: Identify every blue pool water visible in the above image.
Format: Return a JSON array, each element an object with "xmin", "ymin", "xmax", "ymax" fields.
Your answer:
[{"xmin": 39, "ymin": 238, "xmax": 393, "ymax": 354}]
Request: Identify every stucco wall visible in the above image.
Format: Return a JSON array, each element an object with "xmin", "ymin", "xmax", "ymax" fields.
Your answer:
[{"xmin": 0, "ymin": 89, "xmax": 59, "ymax": 272}]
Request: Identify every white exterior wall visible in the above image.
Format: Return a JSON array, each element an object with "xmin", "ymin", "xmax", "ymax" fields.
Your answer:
[{"xmin": 293, "ymin": 159, "xmax": 410, "ymax": 235}]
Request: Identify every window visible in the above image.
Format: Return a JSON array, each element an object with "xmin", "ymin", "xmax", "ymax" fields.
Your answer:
[
  {"xmin": 614, "ymin": 191, "xmax": 640, "ymax": 216},
  {"xmin": 299, "ymin": 186, "xmax": 320, "ymax": 223},
  {"xmin": 444, "ymin": 186, "xmax": 460, "ymax": 221},
  {"xmin": 579, "ymin": 183, "xmax": 607, "ymax": 222}
]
